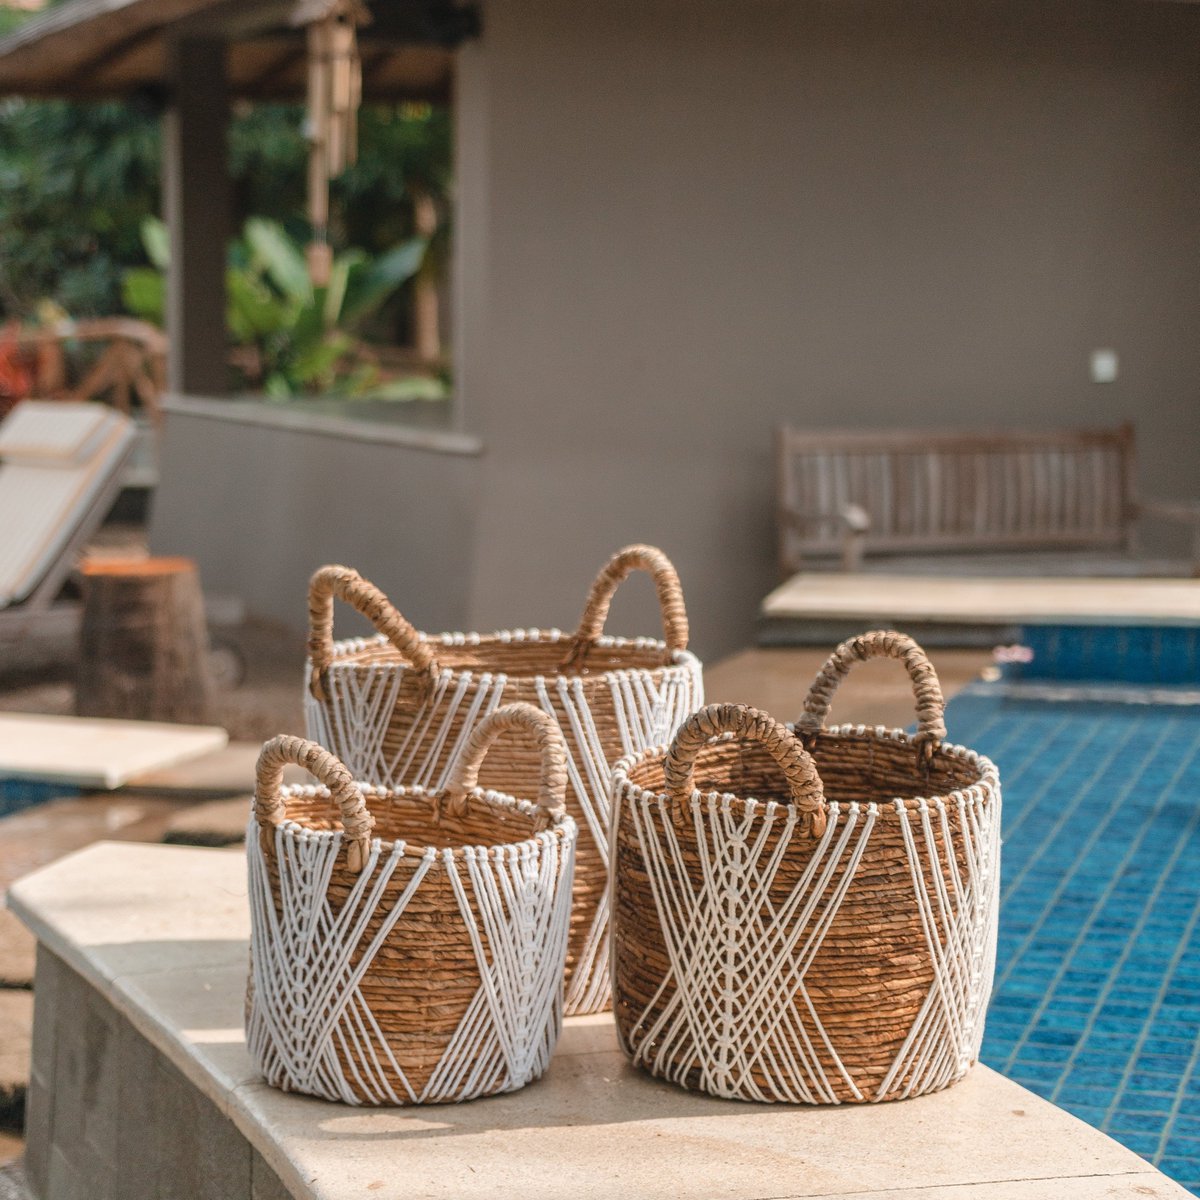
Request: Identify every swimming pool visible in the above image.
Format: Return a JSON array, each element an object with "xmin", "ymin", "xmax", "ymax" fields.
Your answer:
[
  {"xmin": 0, "ymin": 777, "xmax": 68, "ymax": 820},
  {"xmin": 948, "ymin": 684, "xmax": 1200, "ymax": 1196}
]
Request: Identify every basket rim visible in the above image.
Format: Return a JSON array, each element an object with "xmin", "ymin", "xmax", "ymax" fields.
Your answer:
[
  {"xmin": 254, "ymin": 781, "xmax": 578, "ymax": 861},
  {"xmin": 313, "ymin": 627, "xmax": 702, "ymax": 685},
  {"xmin": 611, "ymin": 722, "xmax": 1000, "ymax": 816}
]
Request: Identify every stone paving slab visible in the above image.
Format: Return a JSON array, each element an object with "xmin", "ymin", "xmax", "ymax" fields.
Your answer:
[
  {"xmin": 7, "ymin": 843, "xmax": 1192, "ymax": 1200},
  {"xmin": 0, "ymin": 794, "xmax": 181, "ymax": 895},
  {"xmin": 0, "ymin": 714, "xmax": 227, "ymax": 790}
]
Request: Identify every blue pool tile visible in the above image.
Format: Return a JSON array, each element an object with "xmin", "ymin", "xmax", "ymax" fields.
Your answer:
[
  {"xmin": 1110, "ymin": 1131, "xmax": 1162, "ymax": 1157},
  {"xmin": 1018, "ymin": 1043, "xmax": 1074, "ymax": 1063},
  {"xmin": 1158, "ymin": 1159, "xmax": 1200, "ymax": 1189},
  {"xmin": 1061, "ymin": 1104, "xmax": 1109, "ymax": 1125},
  {"xmin": 1111, "ymin": 1111, "xmax": 1175, "ymax": 1133},
  {"xmin": 1164, "ymin": 1136, "xmax": 1200, "ymax": 1157},
  {"xmin": 1011, "ymin": 1061, "xmax": 1065, "ymax": 1086},
  {"xmin": 950, "ymin": 688, "xmax": 1200, "ymax": 1194},
  {"xmin": 1115, "ymin": 1093, "xmax": 1174, "ymax": 1115}
]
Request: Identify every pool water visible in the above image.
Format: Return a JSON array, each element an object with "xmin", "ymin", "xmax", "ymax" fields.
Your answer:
[
  {"xmin": 948, "ymin": 685, "xmax": 1200, "ymax": 1196},
  {"xmin": 0, "ymin": 777, "xmax": 68, "ymax": 820}
]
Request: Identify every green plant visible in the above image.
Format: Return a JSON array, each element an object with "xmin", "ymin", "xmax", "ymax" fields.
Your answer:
[
  {"xmin": 0, "ymin": 94, "xmax": 451, "ymax": 348},
  {"xmin": 123, "ymin": 216, "xmax": 431, "ymax": 397}
]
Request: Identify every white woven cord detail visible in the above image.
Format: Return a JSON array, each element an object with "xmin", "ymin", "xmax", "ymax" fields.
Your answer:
[
  {"xmin": 305, "ymin": 660, "xmax": 509, "ymax": 792},
  {"xmin": 307, "ymin": 635, "xmax": 703, "ymax": 1015},
  {"xmin": 618, "ymin": 776, "xmax": 1001, "ymax": 1104},
  {"xmin": 246, "ymin": 818, "xmax": 575, "ymax": 1105}
]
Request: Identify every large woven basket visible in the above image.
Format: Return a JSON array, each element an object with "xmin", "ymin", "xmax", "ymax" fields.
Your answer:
[
  {"xmin": 247, "ymin": 703, "xmax": 577, "ymax": 1106},
  {"xmin": 611, "ymin": 631, "xmax": 1001, "ymax": 1105},
  {"xmin": 304, "ymin": 544, "xmax": 704, "ymax": 1014}
]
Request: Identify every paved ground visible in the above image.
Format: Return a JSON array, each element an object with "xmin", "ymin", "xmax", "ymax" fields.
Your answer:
[{"xmin": 0, "ymin": 555, "xmax": 991, "ymax": 1175}]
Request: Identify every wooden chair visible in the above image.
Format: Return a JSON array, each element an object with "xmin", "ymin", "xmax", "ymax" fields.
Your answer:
[{"xmin": 18, "ymin": 318, "xmax": 167, "ymax": 427}]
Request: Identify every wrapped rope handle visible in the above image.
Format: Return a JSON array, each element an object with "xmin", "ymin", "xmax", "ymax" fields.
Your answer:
[
  {"xmin": 255, "ymin": 735, "xmax": 375, "ymax": 874},
  {"xmin": 797, "ymin": 630, "xmax": 946, "ymax": 759},
  {"xmin": 664, "ymin": 703, "xmax": 827, "ymax": 837},
  {"xmin": 563, "ymin": 544, "xmax": 689, "ymax": 669},
  {"xmin": 307, "ymin": 565, "xmax": 439, "ymax": 702},
  {"xmin": 441, "ymin": 703, "xmax": 569, "ymax": 830}
]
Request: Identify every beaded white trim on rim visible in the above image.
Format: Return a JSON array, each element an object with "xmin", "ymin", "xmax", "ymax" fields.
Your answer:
[{"xmin": 609, "ymin": 727, "xmax": 1001, "ymax": 1104}]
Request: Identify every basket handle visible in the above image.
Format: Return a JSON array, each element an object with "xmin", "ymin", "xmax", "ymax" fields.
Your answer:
[
  {"xmin": 796, "ymin": 630, "xmax": 946, "ymax": 757},
  {"xmin": 564, "ymin": 544, "xmax": 689, "ymax": 667},
  {"xmin": 441, "ymin": 703, "xmax": 569, "ymax": 830},
  {"xmin": 255, "ymin": 735, "xmax": 375, "ymax": 874},
  {"xmin": 664, "ymin": 703, "xmax": 827, "ymax": 837},
  {"xmin": 307, "ymin": 565, "xmax": 439, "ymax": 701}
]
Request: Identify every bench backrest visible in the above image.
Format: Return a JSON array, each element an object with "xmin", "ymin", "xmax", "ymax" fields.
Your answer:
[{"xmin": 777, "ymin": 424, "xmax": 1136, "ymax": 572}]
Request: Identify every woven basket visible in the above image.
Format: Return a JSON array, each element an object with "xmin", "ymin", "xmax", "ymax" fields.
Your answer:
[
  {"xmin": 304, "ymin": 544, "xmax": 704, "ymax": 1014},
  {"xmin": 246, "ymin": 703, "xmax": 577, "ymax": 1106},
  {"xmin": 611, "ymin": 631, "xmax": 1001, "ymax": 1105}
]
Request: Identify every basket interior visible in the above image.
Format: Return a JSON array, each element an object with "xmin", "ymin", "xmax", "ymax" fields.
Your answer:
[
  {"xmin": 333, "ymin": 633, "xmax": 671, "ymax": 676},
  {"xmin": 277, "ymin": 787, "xmax": 544, "ymax": 853},
  {"xmin": 627, "ymin": 730, "xmax": 983, "ymax": 809}
]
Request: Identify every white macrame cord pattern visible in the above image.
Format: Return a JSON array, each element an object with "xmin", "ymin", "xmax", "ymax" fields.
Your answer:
[
  {"xmin": 306, "ymin": 629, "xmax": 704, "ymax": 1014},
  {"xmin": 613, "ymin": 733, "xmax": 1000, "ymax": 1104},
  {"xmin": 247, "ymin": 790, "xmax": 575, "ymax": 1105}
]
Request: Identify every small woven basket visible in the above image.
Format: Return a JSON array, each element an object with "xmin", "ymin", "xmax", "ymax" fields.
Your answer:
[
  {"xmin": 246, "ymin": 703, "xmax": 577, "ymax": 1106},
  {"xmin": 611, "ymin": 631, "xmax": 1001, "ymax": 1105},
  {"xmin": 304, "ymin": 544, "xmax": 704, "ymax": 1014}
]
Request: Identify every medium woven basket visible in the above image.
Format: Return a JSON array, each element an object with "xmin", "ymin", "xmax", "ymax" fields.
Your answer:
[
  {"xmin": 246, "ymin": 703, "xmax": 577, "ymax": 1106},
  {"xmin": 304, "ymin": 544, "xmax": 704, "ymax": 1014},
  {"xmin": 610, "ymin": 631, "xmax": 1001, "ymax": 1105}
]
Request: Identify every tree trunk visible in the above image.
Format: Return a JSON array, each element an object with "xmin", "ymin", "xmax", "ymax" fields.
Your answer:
[{"xmin": 77, "ymin": 557, "xmax": 215, "ymax": 725}]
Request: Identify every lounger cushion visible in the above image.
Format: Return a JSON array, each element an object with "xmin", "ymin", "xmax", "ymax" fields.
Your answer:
[
  {"xmin": 0, "ymin": 402, "xmax": 136, "ymax": 608},
  {"xmin": 0, "ymin": 401, "xmax": 118, "ymax": 466}
]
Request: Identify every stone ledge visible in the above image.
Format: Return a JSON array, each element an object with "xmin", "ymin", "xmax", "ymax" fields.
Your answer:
[
  {"xmin": 162, "ymin": 396, "xmax": 483, "ymax": 457},
  {"xmin": 7, "ymin": 843, "xmax": 1193, "ymax": 1200}
]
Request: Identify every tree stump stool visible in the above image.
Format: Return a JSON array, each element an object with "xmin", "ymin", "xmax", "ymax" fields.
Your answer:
[{"xmin": 77, "ymin": 556, "xmax": 215, "ymax": 725}]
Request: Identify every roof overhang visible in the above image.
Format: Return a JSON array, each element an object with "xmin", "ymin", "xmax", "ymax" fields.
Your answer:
[{"xmin": 0, "ymin": 0, "xmax": 466, "ymax": 101}]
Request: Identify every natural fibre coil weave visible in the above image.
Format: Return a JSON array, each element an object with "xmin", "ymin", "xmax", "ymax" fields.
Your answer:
[
  {"xmin": 247, "ymin": 703, "xmax": 577, "ymax": 1106},
  {"xmin": 304, "ymin": 544, "xmax": 703, "ymax": 1015},
  {"xmin": 610, "ymin": 631, "xmax": 1001, "ymax": 1105}
]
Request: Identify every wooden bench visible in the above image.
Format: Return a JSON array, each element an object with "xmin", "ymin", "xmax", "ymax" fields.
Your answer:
[{"xmin": 776, "ymin": 424, "xmax": 1200, "ymax": 577}]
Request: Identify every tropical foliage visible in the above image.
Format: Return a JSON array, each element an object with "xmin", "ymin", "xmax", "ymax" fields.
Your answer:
[
  {"xmin": 123, "ymin": 216, "xmax": 440, "ymax": 397},
  {"xmin": 0, "ymin": 94, "xmax": 451, "ymax": 359}
]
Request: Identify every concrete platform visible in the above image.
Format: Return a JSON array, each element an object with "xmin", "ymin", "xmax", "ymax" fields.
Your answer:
[
  {"xmin": 7, "ymin": 842, "xmax": 1192, "ymax": 1200},
  {"xmin": 762, "ymin": 573, "xmax": 1200, "ymax": 636}
]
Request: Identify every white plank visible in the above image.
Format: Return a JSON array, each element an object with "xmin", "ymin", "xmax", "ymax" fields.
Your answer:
[
  {"xmin": 762, "ymin": 572, "xmax": 1200, "ymax": 627},
  {"xmin": 0, "ymin": 712, "xmax": 227, "ymax": 789}
]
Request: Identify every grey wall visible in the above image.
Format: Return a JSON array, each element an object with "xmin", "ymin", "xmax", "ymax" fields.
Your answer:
[
  {"xmin": 150, "ymin": 403, "xmax": 482, "ymax": 637},
  {"xmin": 456, "ymin": 0, "xmax": 1200, "ymax": 658}
]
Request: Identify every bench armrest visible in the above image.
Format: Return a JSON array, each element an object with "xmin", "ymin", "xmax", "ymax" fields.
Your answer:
[
  {"xmin": 1135, "ymin": 498, "xmax": 1200, "ymax": 576},
  {"xmin": 780, "ymin": 504, "xmax": 871, "ymax": 571}
]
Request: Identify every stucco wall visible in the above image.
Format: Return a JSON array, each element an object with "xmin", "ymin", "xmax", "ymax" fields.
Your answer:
[
  {"xmin": 150, "ymin": 400, "xmax": 482, "ymax": 636},
  {"xmin": 456, "ymin": 0, "xmax": 1200, "ymax": 658}
]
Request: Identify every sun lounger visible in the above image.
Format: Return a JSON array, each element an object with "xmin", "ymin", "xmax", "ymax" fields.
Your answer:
[{"xmin": 0, "ymin": 400, "xmax": 137, "ymax": 646}]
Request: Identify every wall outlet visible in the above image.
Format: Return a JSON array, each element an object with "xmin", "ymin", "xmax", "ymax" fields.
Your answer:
[{"xmin": 1090, "ymin": 348, "xmax": 1118, "ymax": 383}]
